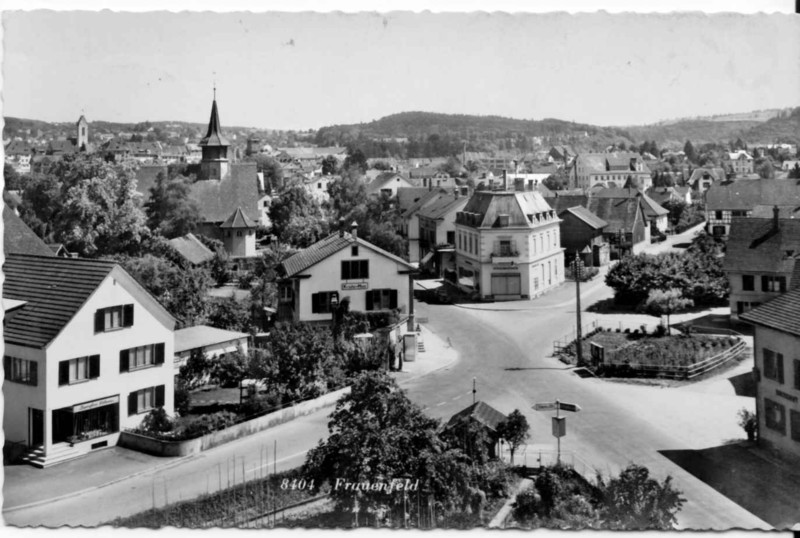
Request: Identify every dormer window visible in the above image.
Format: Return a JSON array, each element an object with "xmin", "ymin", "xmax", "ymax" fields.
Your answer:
[{"xmin": 498, "ymin": 214, "xmax": 510, "ymax": 227}]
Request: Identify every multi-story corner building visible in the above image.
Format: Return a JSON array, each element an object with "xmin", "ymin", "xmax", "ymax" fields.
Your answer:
[
  {"xmin": 454, "ymin": 190, "xmax": 564, "ymax": 300},
  {"xmin": 3, "ymin": 254, "xmax": 176, "ymax": 467},
  {"xmin": 570, "ymin": 152, "xmax": 652, "ymax": 192},
  {"xmin": 722, "ymin": 211, "xmax": 800, "ymax": 319},
  {"xmin": 741, "ymin": 288, "xmax": 800, "ymax": 462},
  {"xmin": 417, "ymin": 192, "xmax": 469, "ymax": 278}
]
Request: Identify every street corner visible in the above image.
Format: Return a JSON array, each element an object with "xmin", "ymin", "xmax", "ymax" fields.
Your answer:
[{"xmin": 395, "ymin": 324, "xmax": 459, "ymax": 382}]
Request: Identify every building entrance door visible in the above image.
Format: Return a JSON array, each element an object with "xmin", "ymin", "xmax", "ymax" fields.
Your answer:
[{"xmin": 30, "ymin": 408, "xmax": 44, "ymax": 446}]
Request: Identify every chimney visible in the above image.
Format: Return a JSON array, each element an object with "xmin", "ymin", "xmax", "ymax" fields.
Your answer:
[
  {"xmin": 339, "ymin": 217, "xmax": 346, "ymax": 238},
  {"xmin": 773, "ymin": 205, "xmax": 780, "ymax": 230},
  {"xmin": 454, "ymin": 187, "xmax": 459, "ymax": 199},
  {"xmin": 351, "ymin": 221, "xmax": 358, "ymax": 240}
]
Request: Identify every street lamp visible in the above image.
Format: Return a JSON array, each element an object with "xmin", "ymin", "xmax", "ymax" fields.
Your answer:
[{"xmin": 329, "ymin": 293, "xmax": 339, "ymax": 336}]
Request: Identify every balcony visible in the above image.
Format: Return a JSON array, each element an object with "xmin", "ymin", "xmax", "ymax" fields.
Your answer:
[{"xmin": 491, "ymin": 251, "xmax": 520, "ymax": 264}]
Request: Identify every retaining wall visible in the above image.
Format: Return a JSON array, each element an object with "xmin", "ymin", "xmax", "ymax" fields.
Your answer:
[{"xmin": 119, "ymin": 386, "xmax": 351, "ymax": 457}]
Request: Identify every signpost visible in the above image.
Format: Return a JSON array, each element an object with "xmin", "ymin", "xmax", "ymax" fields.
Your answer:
[{"xmin": 533, "ymin": 399, "xmax": 581, "ymax": 464}]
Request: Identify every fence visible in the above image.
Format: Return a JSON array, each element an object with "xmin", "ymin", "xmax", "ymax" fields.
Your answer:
[
  {"xmin": 551, "ymin": 320, "xmax": 599, "ymax": 356},
  {"xmin": 503, "ymin": 445, "xmax": 597, "ymax": 484},
  {"xmin": 601, "ymin": 337, "xmax": 746, "ymax": 380}
]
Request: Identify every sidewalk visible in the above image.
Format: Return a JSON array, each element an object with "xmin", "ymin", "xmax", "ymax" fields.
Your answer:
[{"xmin": 393, "ymin": 324, "xmax": 459, "ymax": 383}]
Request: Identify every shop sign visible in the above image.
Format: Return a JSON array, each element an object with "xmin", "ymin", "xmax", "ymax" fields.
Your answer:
[
  {"xmin": 342, "ymin": 282, "xmax": 368, "ymax": 290},
  {"xmin": 72, "ymin": 395, "xmax": 120, "ymax": 413}
]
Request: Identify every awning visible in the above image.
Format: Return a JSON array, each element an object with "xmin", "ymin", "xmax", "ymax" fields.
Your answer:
[{"xmin": 420, "ymin": 251, "xmax": 434, "ymax": 266}]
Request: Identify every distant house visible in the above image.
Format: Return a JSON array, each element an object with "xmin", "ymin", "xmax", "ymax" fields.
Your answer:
[
  {"xmin": 454, "ymin": 190, "xmax": 565, "ymax": 300},
  {"xmin": 687, "ymin": 167, "xmax": 728, "ymax": 192},
  {"xmin": 725, "ymin": 150, "xmax": 755, "ymax": 176},
  {"xmin": 647, "ymin": 186, "xmax": 692, "ymax": 207},
  {"xmin": 277, "ymin": 223, "xmax": 415, "ymax": 326},
  {"xmin": 740, "ymin": 287, "xmax": 800, "ymax": 462},
  {"xmin": 397, "ymin": 188, "xmax": 450, "ymax": 263},
  {"xmin": 547, "ymin": 193, "xmax": 651, "ymax": 255},
  {"xmin": 445, "ymin": 401, "xmax": 508, "ymax": 459},
  {"xmin": 722, "ymin": 212, "xmax": 800, "ymax": 319},
  {"xmin": 3, "ymin": 254, "xmax": 176, "ymax": 467},
  {"xmin": 168, "ymin": 233, "xmax": 215, "ymax": 266},
  {"xmin": 705, "ymin": 179, "xmax": 800, "ymax": 238},
  {"xmin": 173, "ymin": 325, "xmax": 249, "ymax": 376},
  {"xmin": 557, "ymin": 206, "xmax": 610, "ymax": 267},
  {"xmin": 4, "ymin": 139, "xmax": 33, "ymax": 174},
  {"xmin": 417, "ymin": 193, "xmax": 469, "ymax": 278},
  {"xmin": 408, "ymin": 167, "xmax": 456, "ymax": 189},
  {"xmin": 570, "ymin": 152, "xmax": 652, "ymax": 191},
  {"xmin": 591, "ymin": 187, "xmax": 669, "ymax": 232},
  {"xmin": 367, "ymin": 172, "xmax": 416, "ymax": 197}
]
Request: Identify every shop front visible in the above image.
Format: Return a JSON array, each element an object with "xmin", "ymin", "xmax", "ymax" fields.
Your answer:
[{"xmin": 52, "ymin": 395, "xmax": 120, "ymax": 445}]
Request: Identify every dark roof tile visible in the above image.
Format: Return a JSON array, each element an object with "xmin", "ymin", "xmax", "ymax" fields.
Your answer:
[{"xmin": 741, "ymin": 287, "xmax": 800, "ymax": 337}]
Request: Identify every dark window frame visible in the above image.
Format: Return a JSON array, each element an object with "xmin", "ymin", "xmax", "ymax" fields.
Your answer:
[
  {"xmin": 3, "ymin": 355, "xmax": 38, "ymax": 386},
  {"xmin": 365, "ymin": 288, "xmax": 398, "ymax": 311},
  {"xmin": 763, "ymin": 348, "xmax": 785, "ymax": 384},
  {"xmin": 742, "ymin": 275, "xmax": 754, "ymax": 291},
  {"xmin": 94, "ymin": 304, "xmax": 134, "ymax": 333},
  {"xmin": 119, "ymin": 343, "xmax": 165, "ymax": 373},
  {"xmin": 311, "ymin": 291, "xmax": 338, "ymax": 314},
  {"xmin": 58, "ymin": 355, "xmax": 100, "ymax": 386},
  {"xmin": 341, "ymin": 259, "xmax": 369, "ymax": 280}
]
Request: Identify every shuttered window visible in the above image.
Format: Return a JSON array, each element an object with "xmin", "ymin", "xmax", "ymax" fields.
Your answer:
[
  {"xmin": 763, "ymin": 348, "xmax": 784, "ymax": 384},
  {"xmin": 58, "ymin": 355, "xmax": 100, "ymax": 385},
  {"xmin": 341, "ymin": 260, "xmax": 369, "ymax": 280},
  {"xmin": 3, "ymin": 356, "xmax": 38, "ymax": 386},
  {"xmin": 311, "ymin": 292, "xmax": 337, "ymax": 314},
  {"xmin": 95, "ymin": 304, "xmax": 134, "ymax": 332},
  {"xmin": 119, "ymin": 343, "xmax": 165, "ymax": 373},
  {"xmin": 128, "ymin": 385, "xmax": 166, "ymax": 416}
]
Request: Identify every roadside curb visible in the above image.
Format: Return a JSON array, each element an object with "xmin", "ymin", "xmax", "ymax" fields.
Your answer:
[{"xmin": 394, "ymin": 326, "xmax": 459, "ymax": 385}]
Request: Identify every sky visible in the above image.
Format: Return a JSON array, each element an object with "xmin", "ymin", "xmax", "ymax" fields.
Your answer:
[{"xmin": 2, "ymin": 4, "xmax": 799, "ymax": 131}]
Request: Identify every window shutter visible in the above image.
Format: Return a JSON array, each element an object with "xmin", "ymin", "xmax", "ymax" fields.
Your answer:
[
  {"xmin": 3, "ymin": 356, "xmax": 9, "ymax": 380},
  {"xmin": 128, "ymin": 392, "xmax": 138, "ymax": 416},
  {"xmin": 341, "ymin": 261, "xmax": 350, "ymax": 280},
  {"xmin": 389, "ymin": 289, "xmax": 398, "ymax": 309},
  {"xmin": 361, "ymin": 260, "xmax": 369, "ymax": 279},
  {"xmin": 155, "ymin": 385, "xmax": 165, "ymax": 407},
  {"xmin": 366, "ymin": 290, "xmax": 374, "ymax": 311},
  {"xmin": 312, "ymin": 293, "xmax": 320, "ymax": 314},
  {"xmin": 154, "ymin": 343, "xmax": 165, "ymax": 365},
  {"xmin": 95, "ymin": 309, "xmax": 105, "ymax": 332},
  {"xmin": 89, "ymin": 355, "xmax": 100, "ymax": 379},
  {"xmin": 123, "ymin": 304, "xmax": 134, "ymax": 327},
  {"xmin": 780, "ymin": 278, "xmax": 787, "ymax": 293},
  {"xmin": 59, "ymin": 361, "xmax": 69, "ymax": 386},
  {"xmin": 778, "ymin": 353, "xmax": 785, "ymax": 384},
  {"xmin": 761, "ymin": 276, "xmax": 769, "ymax": 292},
  {"xmin": 120, "ymin": 349, "xmax": 130, "ymax": 373},
  {"xmin": 30, "ymin": 361, "xmax": 38, "ymax": 386}
]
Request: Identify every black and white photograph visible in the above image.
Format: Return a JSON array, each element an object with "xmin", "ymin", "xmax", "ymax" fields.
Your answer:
[{"xmin": 2, "ymin": 0, "xmax": 799, "ymax": 533}]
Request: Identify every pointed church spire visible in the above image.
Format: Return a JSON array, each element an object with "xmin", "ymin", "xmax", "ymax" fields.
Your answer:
[{"xmin": 200, "ymin": 93, "xmax": 229, "ymax": 147}]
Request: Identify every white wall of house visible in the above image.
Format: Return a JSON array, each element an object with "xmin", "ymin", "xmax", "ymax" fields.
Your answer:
[
  {"xmin": 3, "ymin": 272, "xmax": 175, "ymax": 455},
  {"xmin": 753, "ymin": 325, "xmax": 800, "ymax": 459},
  {"xmin": 223, "ymin": 228, "xmax": 257, "ymax": 258},
  {"xmin": 294, "ymin": 243, "xmax": 411, "ymax": 323}
]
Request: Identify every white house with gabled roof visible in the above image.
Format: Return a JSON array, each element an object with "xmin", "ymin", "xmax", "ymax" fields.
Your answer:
[
  {"xmin": 3, "ymin": 254, "xmax": 176, "ymax": 467},
  {"xmin": 277, "ymin": 223, "xmax": 416, "ymax": 327}
]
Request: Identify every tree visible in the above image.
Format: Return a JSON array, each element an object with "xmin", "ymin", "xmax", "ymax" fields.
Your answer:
[
  {"xmin": 598, "ymin": 464, "xmax": 685, "ymax": 530},
  {"xmin": 145, "ymin": 172, "xmax": 201, "ymax": 238},
  {"xmin": 756, "ymin": 158, "xmax": 775, "ymax": 179},
  {"xmin": 20, "ymin": 155, "xmax": 149, "ymax": 257},
  {"xmin": 303, "ymin": 371, "xmax": 448, "ymax": 523},
  {"xmin": 643, "ymin": 288, "xmax": 694, "ymax": 331},
  {"xmin": 343, "ymin": 148, "xmax": 368, "ymax": 174},
  {"xmin": 789, "ymin": 163, "xmax": 800, "ymax": 179},
  {"xmin": 3, "ymin": 163, "xmax": 22, "ymax": 190},
  {"xmin": 244, "ymin": 154, "xmax": 283, "ymax": 192},
  {"xmin": 683, "ymin": 140, "xmax": 697, "ymax": 164},
  {"xmin": 116, "ymin": 254, "xmax": 211, "ymax": 328},
  {"xmin": 268, "ymin": 182, "xmax": 323, "ymax": 243},
  {"xmin": 206, "ymin": 295, "xmax": 252, "ymax": 332},
  {"xmin": 322, "ymin": 155, "xmax": 339, "ymax": 176},
  {"xmin": 496, "ymin": 409, "xmax": 529, "ymax": 465},
  {"xmin": 281, "ymin": 214, "xmax": 331, "ymax": 248}
]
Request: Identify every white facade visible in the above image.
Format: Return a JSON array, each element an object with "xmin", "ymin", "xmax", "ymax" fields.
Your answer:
[
  {"xmin": 454, "ymin": 191, "xmax": 565, "ymax": 301},
  {"xmin": 3, "ymin": 269, "xmax": 175, "ymax": 461}
]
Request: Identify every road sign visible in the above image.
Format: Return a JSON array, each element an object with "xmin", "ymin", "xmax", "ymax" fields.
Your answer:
[
  {"xmin": 557, "ymin": 402, "xmax": 582, "ymax": 413},
  {"xmin": 552, "ymin": 416, "xmax": 566, "ymax": 438},
  {"xmin": 533, "ymin": 402, "xmax": 557, "ymax": 411}
]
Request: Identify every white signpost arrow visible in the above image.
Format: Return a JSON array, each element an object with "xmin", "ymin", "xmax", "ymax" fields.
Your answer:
[{"xmin": 532, "ymin": 399, "xmax": 581, "ymax": 465}]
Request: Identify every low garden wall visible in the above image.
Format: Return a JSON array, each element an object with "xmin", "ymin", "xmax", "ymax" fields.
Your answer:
[{"xmin": 120, "ymin": 386, "xmax": 351, "ymax": 457}]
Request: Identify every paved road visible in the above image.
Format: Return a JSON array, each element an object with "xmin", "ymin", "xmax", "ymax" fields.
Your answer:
[{"xmin": 4, "ymin": 222, "xmax": 770, "ymax": 529}]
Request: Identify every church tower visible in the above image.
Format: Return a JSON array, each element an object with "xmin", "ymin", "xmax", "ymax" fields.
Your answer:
[
  {"xmin": 76, "ymin": 115, "xmax": 89, "ymax": 150},
  {"xmin": 199, "ymin": 91, "xmax": 230, "ymax": 180}
]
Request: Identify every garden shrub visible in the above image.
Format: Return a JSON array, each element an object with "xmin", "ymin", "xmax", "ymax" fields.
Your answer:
[
  {"xmin": 178, "ymin": 411, "xmax": 238, "ymax": 439},
  {"xmin": 138, "ymin": 407, "xmax": 173, "ymax": 434}
]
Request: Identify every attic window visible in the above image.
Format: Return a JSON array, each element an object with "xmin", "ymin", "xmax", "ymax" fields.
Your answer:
[
  {"xmin": 498, "ymin": 214, "xmax": 510, "ymax": 227},
  {"xmin": 352, "ymin": 245, "xmax": 359, "ymax": 256},
  {"xmin": 527, "ymin": 214, "xmax": 534, "ymax": 223}
]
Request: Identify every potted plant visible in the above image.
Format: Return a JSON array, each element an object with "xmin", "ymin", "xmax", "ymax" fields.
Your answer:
[{"xmin": 737, "ymin": 408, "xmax": 757, "ymax": 442}]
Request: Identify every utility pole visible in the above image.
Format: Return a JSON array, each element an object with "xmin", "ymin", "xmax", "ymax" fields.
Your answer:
[
  {"xmin": 472, "ymin": 377, "xmax": 477, "ymax": 405},
  {"xmin": 573, "ymin": 251, "xmax": 584, "ymax": 367}
]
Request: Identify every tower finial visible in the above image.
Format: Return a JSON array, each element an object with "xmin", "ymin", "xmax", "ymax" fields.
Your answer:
[{"xmin": 213, "ymin": 72, "xmax": 217, "ymax": 100}]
